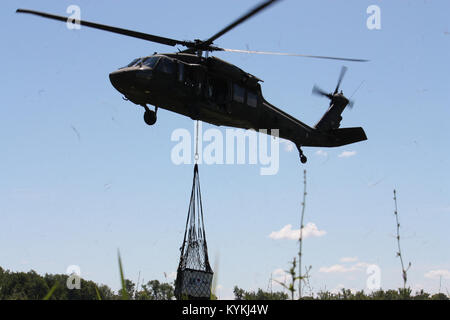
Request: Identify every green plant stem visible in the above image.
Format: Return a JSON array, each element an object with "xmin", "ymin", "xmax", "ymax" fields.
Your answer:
[
  {"xmin": 298, "ymin": 170, "xmax": 307, "ymax": 299},
  {"xmin": 393, "ymin": 189, "xmax": 411, "ymax": 290}
]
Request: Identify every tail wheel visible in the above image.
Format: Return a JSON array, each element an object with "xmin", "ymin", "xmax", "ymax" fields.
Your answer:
[
  {"xmin": 300, "ymin": 155, "xmax": 307, "ymax": 164},
  {"xmin": 144, "ymin": 110, "xmax": 157, "ymax": 125},
  {"xmin": 297, "ymin": 145, "xmax": 307, "ymax": 164}
]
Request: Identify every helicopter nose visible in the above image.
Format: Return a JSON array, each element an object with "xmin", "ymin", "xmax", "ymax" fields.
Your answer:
[{"xmin": 109, "ymin": 69, "xmax": 135, "ymax": 92}]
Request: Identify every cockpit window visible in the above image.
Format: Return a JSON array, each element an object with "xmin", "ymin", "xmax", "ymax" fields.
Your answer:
[
  {"xmin": 126, "ymin": 58, "xmax": 141, "ymax": 68},
  {"xmin": 143, "ymin": 56, "xmax": 160, "ymax": 68},
  {"xmin": 156, "ymin": 57, "xmax": 175, "ymax": 74}
]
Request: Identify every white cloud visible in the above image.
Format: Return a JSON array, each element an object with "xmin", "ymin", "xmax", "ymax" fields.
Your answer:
[
  {"xmin": 354, "ymin": 262, "xmax": 371, "ymax": 269},
  {"xmin": 319, "ymin": 264, "xmax": 355, "ymax": 273},
  {"xmin": 338, "ymin": 151, "xmax": 357, "ymax": 158},
  {"xmin": 330, "ymin": 284, "xmax": 358, "ymax": 294},
  {"xmin": 269, "ymin": 223, "xmax": 326, "ymax": 240},
  {"xmin": 424, "ymin": 269, "xmax": 450, "ymax": 279},
  {"xmin": 281, "ymin": 140, "xmax": 295, "ymax": 152},
  {"xmin": 271, "ymin": 268, "xmax": 289, "ymax": 284},
  {"xmin": 271, "ymin": 268, "xmax": 296, "ymax": 292},
  {"xmin": 340, "ymin": 257, "xmax": 358, "ymax": 263},
  {"xmin": 319, "ymin": 262, "xmax": 371, "ymax": 273},
  {"xmin": 273, "ymin": 268, "xmax": 287, "ymax": 276},
  {"xmin": 315, "ymin": 150, "xmax": 328, "ymax": 157}
]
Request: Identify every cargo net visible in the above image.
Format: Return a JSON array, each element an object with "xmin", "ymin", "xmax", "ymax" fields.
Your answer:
[{"xmin": 175, "ymin": 164, "xmax": 213, "ymax": 300}]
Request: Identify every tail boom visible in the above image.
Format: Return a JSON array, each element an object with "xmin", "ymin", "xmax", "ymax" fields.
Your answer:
[{"xmin": 301, "ymin": 127, "xmax": 367, "ymax": 147}]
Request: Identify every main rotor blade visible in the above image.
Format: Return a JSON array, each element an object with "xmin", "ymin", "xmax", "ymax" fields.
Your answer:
[
  {"xmin": 202, "ymin": 0, "xmax": 280, "ymax": 47},
  {"xmin": 348, "ymin": 100, "xmax": 355, "ymax": 109},
  {"xmin": 16, "ymin": 9, "xmax": 189, "ymax": 47},
  {"xmin": 334, "ymin": 66, "xmax": 348, "ymax": 94},
  {"xmin": 312, "ymin": 85, "xmax": 331, "ymax": 99},
  {"xmin": 221, "ymin": 48, "xmax": 369, "ymax": 62}
]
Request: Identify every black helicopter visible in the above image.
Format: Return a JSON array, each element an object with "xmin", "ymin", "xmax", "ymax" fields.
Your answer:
[{"xmin": 17, "ymin": 0, "xmax": 368, "ymax": 164}]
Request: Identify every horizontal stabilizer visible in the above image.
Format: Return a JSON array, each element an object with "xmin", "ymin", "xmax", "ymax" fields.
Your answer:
[{"xmin": 328, "ymin": 127, "xmax": 367, "ymax": 147}]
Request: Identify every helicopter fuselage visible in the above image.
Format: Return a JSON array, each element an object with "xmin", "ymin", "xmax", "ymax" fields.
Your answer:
[{"xmin": 109, "ymin": 53, "xmax": 355, "ymax": 149}]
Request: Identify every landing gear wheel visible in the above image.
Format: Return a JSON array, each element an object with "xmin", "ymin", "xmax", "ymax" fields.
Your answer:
[
  {"xmin": 300, "ymin": 155, "xmax": 308, "ymax": 164},
  {"xmin": 297, "ymin": 145, "xmax": 307, "ymax": 164},
  {"xmin": 142, "ymin": 105, "xmax": 158, "ymax": 126},
  {"xmin": 144, "ymin": 110, "xmax": 157, "ymax": 126}
]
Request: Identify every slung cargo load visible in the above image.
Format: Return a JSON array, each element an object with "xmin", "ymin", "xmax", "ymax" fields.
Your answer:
[{"xmin": 175, "ymin": 164, "xmax": 213, "ymax": 300}]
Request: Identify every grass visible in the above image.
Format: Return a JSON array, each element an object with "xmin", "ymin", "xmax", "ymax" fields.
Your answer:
[
  {"xmin": 118, "ymin": 250, "xmax": 129, "ymax": 300},
  {"xmin": 43, "ymin": 283, "xmax": 58, "ymax": 300}
]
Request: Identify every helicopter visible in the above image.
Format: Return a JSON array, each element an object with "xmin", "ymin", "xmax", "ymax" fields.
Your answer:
[{"xmin": 17, "ymin": 0, "xmax": 368, "ymax": 164}]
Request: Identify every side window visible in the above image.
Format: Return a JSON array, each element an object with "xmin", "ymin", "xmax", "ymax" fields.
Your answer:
[
  {"xmin": 178, "ymin": 63, "xmax": 185, "ymax": 82},
  {"xmin": 247, "ymin": 90, "xmax": 258, "ymax": 107},
  {"xmin": 157, "ymin": 58, "xmax": 175, "ymax": 74},
  {"xmin": 233, "ymin": 83, "xmax": 245, "ymax": 104}
]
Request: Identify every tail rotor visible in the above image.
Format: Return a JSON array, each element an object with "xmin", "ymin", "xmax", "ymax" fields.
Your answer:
[{"xmin": 312, "ymin": 66, "xmax": 354, "ymax": 109}]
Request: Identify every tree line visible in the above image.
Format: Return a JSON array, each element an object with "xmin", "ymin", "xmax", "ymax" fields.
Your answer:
[
  {"xmin": 0, "ymin": 266, "xmax": 172, "ymax": 300},
  {"xmin": 0, "ymin": 266, "xmax": 447, "ymax": 300}
]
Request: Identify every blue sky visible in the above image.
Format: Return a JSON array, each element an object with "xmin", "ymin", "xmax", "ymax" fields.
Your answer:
[{"xmin": 1, "ymin": 0, "xmax": 449, "ymax": 299}]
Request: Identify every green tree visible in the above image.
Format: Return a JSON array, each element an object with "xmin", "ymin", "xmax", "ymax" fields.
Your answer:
[
  {"xmin": 136, "ymin": 280, "xmax": 174, "ymax": 300},
  {"xmin": 124, "ymin": 279, "xmax": 136, "ymax": 299},
  {"xmin": 0, "ymin": 270, "xmax": 49, "ymax": 300},
  {"xmin": 0, "ymin": 267, "xmax": 116, "ymax": 300},
  {"xmin": 233, "ymin": 286, "xmax": 288, "ymax": 300},
  {"xmin": 431, "ymin": 293, "xmax": 449, "ymax": 300}
]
